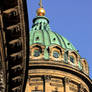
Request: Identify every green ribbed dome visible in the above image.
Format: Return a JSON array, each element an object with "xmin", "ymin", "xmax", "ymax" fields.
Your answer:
[
  {"xmin": 29, "ymin": 16, "xmax": 84, "ymax": 71},
  {"xmin": 30, "ymin": 16, "xmax": 77, "ymax": 51}
]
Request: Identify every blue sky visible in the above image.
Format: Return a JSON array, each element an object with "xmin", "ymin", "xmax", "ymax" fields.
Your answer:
[{"xmin": 27, "ymin": 0, "xmax": 92, "ymax": 78}]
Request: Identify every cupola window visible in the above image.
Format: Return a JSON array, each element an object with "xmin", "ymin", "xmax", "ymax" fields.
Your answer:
[
  {"xmin": 36, "ymin": 37, "xmax": 39, "ymax": 41},
  {"xmin": 53, "ymin": 38, "xmax": 56, "ymax": 41},
  {"xmin": 31, "ymin": 45, "xmax": 42, "ymax": 58},
  {"xmin": 33, "ymin": 49, "xmax": 41, "ymax": 57},
  {"xmin": 70, "ymin": 56, "xmax": 74, "ymax": 63},
  {"xmin": 53, "ymin": 51, "xmax": 59, "ymax": 58}
]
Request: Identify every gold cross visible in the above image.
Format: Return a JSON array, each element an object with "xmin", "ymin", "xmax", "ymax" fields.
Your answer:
[{"xmin": 39, "ymin": 0, "xmax": 43, "ymax": 8}]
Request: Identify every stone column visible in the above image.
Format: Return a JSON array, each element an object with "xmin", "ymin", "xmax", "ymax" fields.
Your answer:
[
  {"xmin": 64, "ymin": 77, "xmax": 70, "ymax": 92},
  {"xmin": 79, "ymin": 84, "xmax": 85, "ymax": 92},
  {"xmin": 44, "ymin": 75, "xmax": 51, "ymax": 92}
]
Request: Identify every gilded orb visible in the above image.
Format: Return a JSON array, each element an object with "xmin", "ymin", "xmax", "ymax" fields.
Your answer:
[{"xmin": 37, "ymin": 8, "xmax": 46, "ymax": 16}]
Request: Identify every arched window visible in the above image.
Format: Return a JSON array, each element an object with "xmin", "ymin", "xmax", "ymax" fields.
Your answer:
[
  {"xmin": 53, "ymin": 51, "xmax": 60, "ymax": 58},
  {"xmin": 70, "ymin": 56, "xmax": 75, "ymax": 63},
  {"xmin": 33, "ymin": 49, "xmax": 41, "ymax": 57},
  {"xmin": 50, "ymin": 46, "xmax": 63, "ymax": 61},
  {"xmin": 31, "ymin": 45, "xmax": 42, "ymax": 58},
  {"xmin": 68, "ymin": 51, "xmax": 78, "ymax": 65},
  {"xmin": 81, "ymin": 59, "xmax": 89, "ymax": 75}
]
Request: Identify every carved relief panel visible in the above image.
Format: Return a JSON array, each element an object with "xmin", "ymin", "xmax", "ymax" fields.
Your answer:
[
  {"xmin": 45, "ymin": 76, "xmax": 64, "ymax": 92},
  {"xmin": 25, "ymin": 75, "xmax": 65, "ymax": 92},
  {"xmin": 69, "ymin": 81, "xmax": 78, "ymax": 92},
  {"xmin": 25, "ymin": 76, "xmax": 43, "ymax": 92}
]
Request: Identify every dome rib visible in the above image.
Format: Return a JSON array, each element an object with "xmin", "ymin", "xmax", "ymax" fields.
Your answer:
[
  {"xmin": 54, "ymin": 32, "xmax": 62, "ymax": 47},
  {"xmin": 44, "ymin": 29, "xmax": 51, "ymax": 46},
  {"xmin": 41, "ymin": 29, "xmax": 45, "ymax": 45},
  {"xmin": 59, "ymin": 35, "xmax": 67, "ymax": 49}
]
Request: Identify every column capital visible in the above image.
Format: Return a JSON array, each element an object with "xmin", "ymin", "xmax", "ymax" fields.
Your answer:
[
  {"xmin": 64, "ymin": 77, "xmax": 70, "ymax": 84},
  {"xmin": 79, "ymin": 84, "xmax": 84, "ymax": 92},
  {"xmin": 44, "ymin": 75, "xmax": 51, "ymax": 80}
]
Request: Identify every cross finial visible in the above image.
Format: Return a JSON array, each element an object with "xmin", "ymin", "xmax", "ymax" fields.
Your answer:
[
  {"xmin": 39, "ymin": 0, "xmax": 43, "ymax": 8},
  {"xmin": 37, "ymin": 0, "xmax": 46, "ymax": 16}
]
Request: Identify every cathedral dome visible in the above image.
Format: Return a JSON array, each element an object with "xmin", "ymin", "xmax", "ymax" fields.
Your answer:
[
  {"xmin": 27, "ymin": 3, "xmax": 92, "ymax": 92},
  {"xmin": 30, "ymin": 16, "xmax": 76, "ymax": 51},
  {"xmin": 29, "ymin": 16, "xmax": 89, "ymax": 75}
]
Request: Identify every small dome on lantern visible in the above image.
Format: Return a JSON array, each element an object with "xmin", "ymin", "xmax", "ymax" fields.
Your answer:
[{"xmin": 37, "ymin": 8, "xmax": 46, "ymax": 16}]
